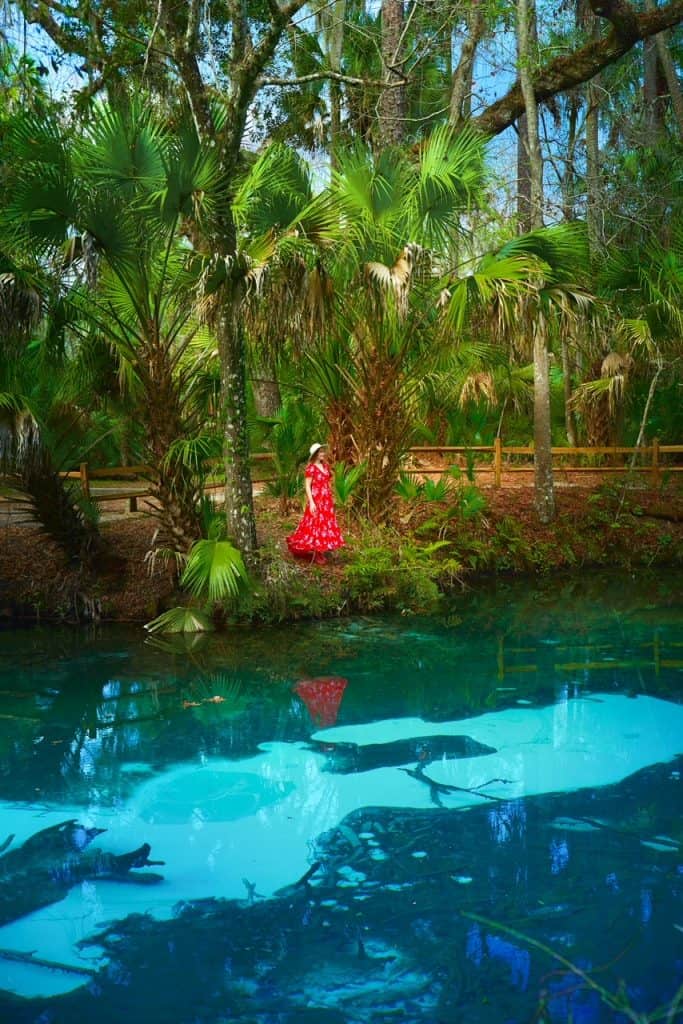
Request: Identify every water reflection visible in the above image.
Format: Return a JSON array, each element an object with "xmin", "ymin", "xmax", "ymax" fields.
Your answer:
[{"xmin": 0, "ymin": 572, "xmax": 681, "ymax": 1021}]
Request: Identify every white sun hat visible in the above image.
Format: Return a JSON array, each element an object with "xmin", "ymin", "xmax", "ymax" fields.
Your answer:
[{"xmin": 309, "ymin": 442, "xmax": 324, "ymax": 457}]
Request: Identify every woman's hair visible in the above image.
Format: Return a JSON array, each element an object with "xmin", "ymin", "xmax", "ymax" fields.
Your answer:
[{"xmin": 308, "ymin": 443, "xmax": 325, "ymax": 462}]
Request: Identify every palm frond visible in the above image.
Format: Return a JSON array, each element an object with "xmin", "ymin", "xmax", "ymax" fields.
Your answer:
[
  {"xmin": 144, "ymin": 605, "xmax": 215, "ymax": 634},
  {"xmin": 79, "ymin": 102, "xmax": 168, "ymax": 194},
  {"xmin": 180, "ymin": 538, "xmax": 249, "ymax": 603},
  {"xmin": 408, "ymin": 125, "xmax": 485, "ymax": 250}
]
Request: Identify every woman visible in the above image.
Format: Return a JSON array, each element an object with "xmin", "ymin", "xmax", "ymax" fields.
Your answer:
[{"xmin": 286, "ymin": 443, "xmax": 345, "ymax": 564}]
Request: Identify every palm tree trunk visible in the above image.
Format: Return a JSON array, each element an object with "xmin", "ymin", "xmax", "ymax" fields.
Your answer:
[
  {"xmin": 252, "ymin": 351, "xmax": 282, "ymax": 419},
  {"xmin": 379, "ymin": 0, "xmax": 406, "ymax": 147},
  {"xmin": 561, "ymin": 336, "xmax": 578, "ymax": 446},
  {"xmin": 142, "ymin": 354, "xmax": 202, "ymax": 551},
  {"xmin": 533, "ymin": 329, "xmax": 555, "ymax": 523},
  {"xmin": 216, "ymin": 285, "xmax": 258, "ymax": 557}
]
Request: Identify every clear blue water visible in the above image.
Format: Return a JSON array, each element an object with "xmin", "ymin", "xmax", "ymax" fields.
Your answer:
[{"xmin": 0, "ymin": 572, "xmax": 682, "ymax": 1023}]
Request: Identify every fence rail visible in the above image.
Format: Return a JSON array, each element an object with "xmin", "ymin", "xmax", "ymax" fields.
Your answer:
[
  {"xmin": 408, "ymin": 439, "xmax": 683, "ymax": 488},
  {"xmin": 52, "ymin": 441, "xmax": 683, "ymax": 502},
  {"xmin": 496, "ymin": 634, "xmax": 683, "ymax": 680},
  {"xmin": 2, "ymin": 442, "xmax": 680, "ymax": 514}
]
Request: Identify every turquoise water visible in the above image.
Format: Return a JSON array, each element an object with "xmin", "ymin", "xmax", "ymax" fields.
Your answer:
[{"xmin": 0, "ymin": 572, "xmax": 682, "ymax": 1023}]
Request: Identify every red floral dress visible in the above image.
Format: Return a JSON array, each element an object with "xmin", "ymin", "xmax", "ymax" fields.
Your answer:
[{"xmin": 286, "ymin": 462, "xmax": 345, "ymax": 556}]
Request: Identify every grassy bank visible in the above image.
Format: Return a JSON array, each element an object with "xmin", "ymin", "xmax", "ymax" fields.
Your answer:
[{"xmin": 1, "ymin": 481, "xmax": 682, "ymax": 626}]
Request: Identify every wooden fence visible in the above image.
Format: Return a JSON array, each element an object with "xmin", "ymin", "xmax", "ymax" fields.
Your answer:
[
  {"xmin": 496, "ymin": 633, "xmax": 683, "ymax": 680},
  {"xmin": 408, "ymin": 439, "xmax": 683, "ymax": 488},
  {"xmin": 1, "ymin": 441, "xmax": 678, "ymax": 514}
]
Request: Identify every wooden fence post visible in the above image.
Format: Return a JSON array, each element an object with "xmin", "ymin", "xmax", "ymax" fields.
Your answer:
[
  {"xmin": 651, "ymin": 437, "xmax": 660, "ymax": 488},
  {"xmin": 80, "ymin": 462, "xmax": 90, "ymax": 500},
  {"xmin": 494, "ymin": 436, "xmax": 502, "ymax": 488}
]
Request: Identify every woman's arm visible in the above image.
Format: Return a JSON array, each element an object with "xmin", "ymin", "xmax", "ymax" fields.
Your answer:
[{"xmin": 305, "ymin": 474, "xmax": 316, "ymax": 515}]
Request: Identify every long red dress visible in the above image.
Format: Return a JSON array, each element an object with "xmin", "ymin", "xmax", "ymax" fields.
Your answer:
[{"xmin": 286, "ymin": 461, "xmax": 345, "ymax": 556}]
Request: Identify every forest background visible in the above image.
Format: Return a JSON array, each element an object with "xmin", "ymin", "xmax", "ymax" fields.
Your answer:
[{"xmin": 0, "ymin": 0, "xmax": 682, "ymax": 626}]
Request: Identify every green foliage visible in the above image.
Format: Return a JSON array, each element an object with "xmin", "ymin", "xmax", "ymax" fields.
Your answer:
[
  {"xmin": 180, "ymin": 538, "xmax": 248, "ymax": 603},
  {"xmin": 341, "ymin": 527, "xmax": 461, "ymax": 613},
  {"xmin": 422, "ymin": 477, "xmax": 450, "ymax": 502},
  {"xmin": 263, "ymin": 399, "xmax": 319, "ymax": 506},
  {"xmin": 457, "ymin": 483, "xmax": 488, "ymax": 519},
  {"xmin": 144, "ymin": 606, "xmax": 215, "ymax": 634},
  {"xmin": 333, "ymin": 461, "xmax": 365, "ymax": 506},
  {"xmin": 395, "ymin": 471, "xmax": 424, "ymax": 501},
  {"xmin": 144, "ymin": 509, "xmax": 250, "ymax": 633}
]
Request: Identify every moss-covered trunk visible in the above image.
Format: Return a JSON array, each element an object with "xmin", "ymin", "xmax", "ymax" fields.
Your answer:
[{"xmin": 216, "ymin": 284, "xmax": 258, "ymax": 557}]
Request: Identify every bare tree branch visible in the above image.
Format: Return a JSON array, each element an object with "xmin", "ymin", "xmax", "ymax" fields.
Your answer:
[{"xmin": 258, "ymin": 69, "xmax": 406, "ymax": 87}]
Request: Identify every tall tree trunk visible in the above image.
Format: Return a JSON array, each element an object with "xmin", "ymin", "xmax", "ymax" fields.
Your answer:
[
  {"xmin": 533, "ymin": 329, "xmax": 556, "ymax": 522},
  {"xmin": 561, "ymin": 336, "xmax": 579, "ymax": 446},
  {"xmin": 252, "ymin": 374, "xmax": 282, "ymax": 419},
  {"xmin": 516, "ymin": 0, "xmax": 543, "ymax": 230},
  {"xmin": 326, "ymin": 0, "xmax": 347, "ymax": 168},
  {"xmin": 379, "ymin": 0, "xmax": 406, "ymax": 147},
  {"xmin": 517, "ymin": 113, "xmax": 533, "ymax": 232},
  {"xmin": 561, "ymin": 93, "xmax": 580, "ymax": 221},
  {"xmin": 643, "ymin": 1, "xmax": 667, "ymax": 143},
  {"xmin": 517, "ymin": 0, "xmax": 554, "ymax": 521},
  {"xmin": 216, "ymin": 280, "xmax": 258, "ymax": 557},
  {"xmin": 654, "ymin": 30, "xmax": 683, "ymax": 133},
  {"xmin": 449, "ymin": 0, "xmax": 485, "ymax": 127},
  {"xmin": 645, "ymin": 0, "xmax": 683, "ymax": 134},
  {"xmin": 585, "ymin": 51, "xmax": 602, "ymax": 252}
]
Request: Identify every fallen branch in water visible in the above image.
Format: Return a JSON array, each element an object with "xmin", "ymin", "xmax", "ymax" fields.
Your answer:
[
  {"xmin": 0, "ymin": 947, "xmax": 97, "ymax": 976},
  {"xmin": 399, "ymin": 766, "xmax": 514, "ymax": 805}
]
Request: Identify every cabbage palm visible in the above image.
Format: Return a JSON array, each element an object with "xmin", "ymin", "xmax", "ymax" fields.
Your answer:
[
  {"xmin": 443, "ymin": 223, "xmax": 595, "ymax": 522},
  {"xmin": 577, "ymin": 229, "xmax": 683, "ymax": 448},
  {"xmin": 309, "ymin": 125, "xmax": 488, "ymax": 519},
  {"xmin": 0, "ymin": 254, "xmax": 106, "ymax": 567},
  {"xmin": 3, "ymin": 102, "xmax": 223, "ymax": 550}
]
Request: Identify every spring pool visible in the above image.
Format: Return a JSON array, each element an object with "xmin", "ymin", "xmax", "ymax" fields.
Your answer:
[{"xmin": 0, "ymin": 572, "xmax": 682, "ymax": 1022}]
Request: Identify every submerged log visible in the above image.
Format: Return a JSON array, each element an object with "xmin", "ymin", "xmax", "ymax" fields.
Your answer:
[
  {"xmin": 312, "ymin": 734, "xmax": 496, "ymax": 774},
  {"xmin": 0, "ymin": 820, "xmax": 164, "ymax": 928},
  {"xmin": 0, "ymin": 947, "xmax": 98, "ymax": 976}
]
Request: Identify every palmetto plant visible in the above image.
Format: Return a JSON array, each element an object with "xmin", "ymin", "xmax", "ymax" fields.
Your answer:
[
  {"xmin": 442, "ymin": 223, "xmax": 595, "ymax": 522},
  {"xmin": 0, "ymin": 265, "xmax": 108, "ymax": 568},
  {"xmin": 576, "ymin": 230, "xmax": 683, "ymax": 449},
  {"xmin": 306, "ymin": 125, "xmax": 488, "ymax": 520},
  {"xmin": 2, "ymin": 102, "xmax": 224, "ymax": 551},
  {"xmin": 145, "ymin": 510, "xmax": 249, "ymax": 634},
  {"xmin": 263, "ymin": 398, "xmax": 319, "ymax": 514},
  {"xmin": 0, "ymin": 418, "xmax": 102, "ymax": 566},
  {"xmin": 333, "ymin": 460, "xmax": 365, "ymax": 507}
]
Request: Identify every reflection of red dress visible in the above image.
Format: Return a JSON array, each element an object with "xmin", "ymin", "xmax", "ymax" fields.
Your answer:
[
  {"xmin": 295, "ymin": 676, "xmax": 347, "ymax": 727},
  {"xmin": 286, "ymin": 462, "xmax": 345, "ymax": 556}
]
